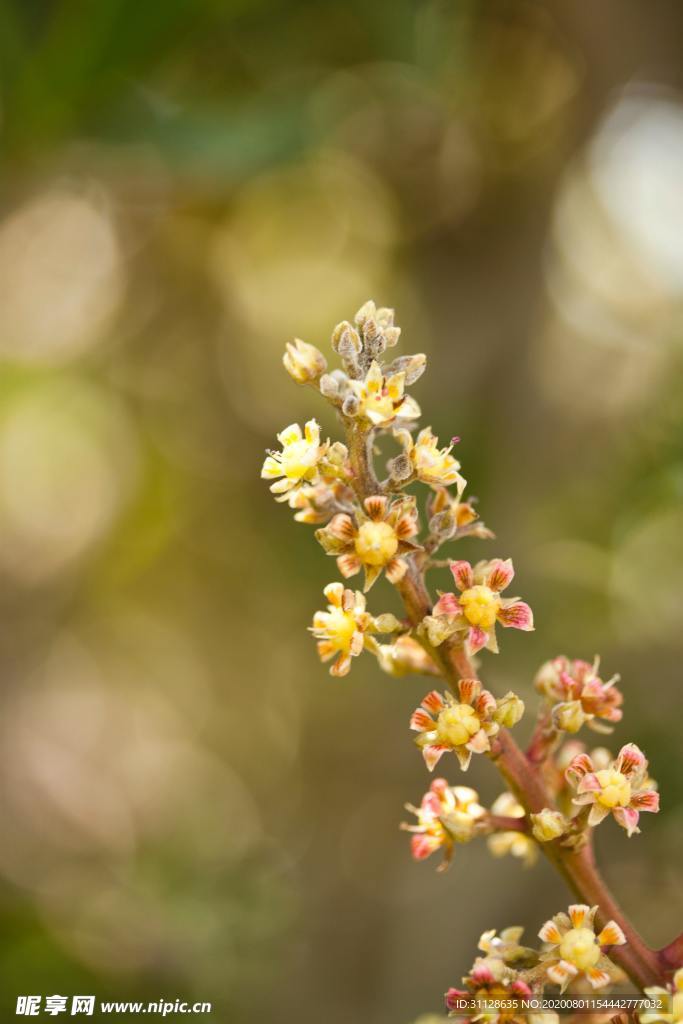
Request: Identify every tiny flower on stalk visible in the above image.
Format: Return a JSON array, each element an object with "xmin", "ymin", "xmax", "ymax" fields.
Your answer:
[
  {"xmin": 401, "ymin": 778, "xmax": 485, "ymax": 870},
  {"xmin": 410, "ymin": 680, "xmax": 523, "ymax": 771},
  {"xmin": 283, "ymin": 337, "xmax": 327, "ymax": 384},
  {"xmin": 346, "ymin": 360, "xmax": 421, "ymax": 426},
  {"xmin": 393, "ymin": 426, "xmax": 466, "ymax": 491},
  {"xmin": 422, "ymin": 559, "xmax": 533, "ymax": 655},
  {"xmin": 316, "ymin": 494, "xmax": 421, "ymax": 591},
  {"xmin": 310, "ymin": 583, "xmax": 400, "ymax": 677},
  {"xmin": 487, "ymin": 793, "xmax": 537, "ymax": 867},
  {"xmin": 535, "ymin": 656, "xmax": 623, "ymax": 734},
  {"xmin": 566, "ymin": 743, "xmax": 659, "ymax": 837},
  {"xmin": 538, "ymin": 904, "xmax": 625, "ymax": 991},
  {"xmin": 640, "ymin": 967, "xmax": 683, "ymax": 1024},
  {"xmin": 261, "ymin": 420, "xmax": 326, "ymax": 496}
]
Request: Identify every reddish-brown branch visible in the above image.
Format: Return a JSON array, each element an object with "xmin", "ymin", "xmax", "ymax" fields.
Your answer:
[{"xmin": 658, "ymin": 933, "xmax": 683, "ymax": 975}]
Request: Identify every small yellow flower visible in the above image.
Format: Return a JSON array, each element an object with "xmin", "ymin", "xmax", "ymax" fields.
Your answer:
[
  {"xmin": 347, "ymin": 360, "xmax": 421, "ymax": 426},
  {"xmin": 394, "ymin": 426, "xmax": 466, "ymax": 491},
  {"xmin": 261, "ymin": 420, "xmax": 325, "ymax": 495},
  {"xmin": 283, "ymin": 337, "xmax": 327, "ymax": 383},
  {"xmin": 310, "ymin": 582, "xmax": 399, "ymax": 677},
  {"xmin": 538, "ymin": 904, "xmax": 625, "ymax": 991}
]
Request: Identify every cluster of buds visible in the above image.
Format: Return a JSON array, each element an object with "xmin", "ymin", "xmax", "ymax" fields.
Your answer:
[{"xmin": 263, "ymin": 300, "xmax": 672, "ymax": 1016}]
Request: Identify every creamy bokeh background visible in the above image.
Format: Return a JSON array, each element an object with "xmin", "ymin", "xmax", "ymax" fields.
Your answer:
[{"xmin": 0, "ymin": 2, "xmax": 681, "ymax": 1021}]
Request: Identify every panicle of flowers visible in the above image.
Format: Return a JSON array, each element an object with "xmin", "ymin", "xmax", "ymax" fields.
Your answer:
[
  {"xmin": 422, "ymin": 559, "xmax": 533, "ymax": 655},
  {"xmin": 315, "ymin": 494, "xmax": 421, "ymax": 591},
  {"xmin": 410, "ymin": 680, "xmax": 524, "ymax": 771},
  {"xmin": 566, "ymin": 743, "xmax": 659, "ymax": 837},
  {"xmin": 309, "ymin": 582, "xmax": 400, "ymax": 677},
  {"xmin": 535, "ymin": 656, "xmax": 623, "ymax": 734},
  {"xmin": 401, "ymin": 777, "xmax": 485, "ymax": 870},
  {"xmin": 538, "ymin": 904, "xmax": 625, "ymax": 991},
  {"xmin": 262, "ymin": 299, "xmax": 674, "ymax": 1011}
]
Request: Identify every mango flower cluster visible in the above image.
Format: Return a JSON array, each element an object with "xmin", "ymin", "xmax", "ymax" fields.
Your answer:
[{"xmin": 262, "ymin": 300, "xmax": 670, "ymax": 1015}]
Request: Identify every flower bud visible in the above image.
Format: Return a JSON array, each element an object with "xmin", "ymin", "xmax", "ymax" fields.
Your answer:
[
  {"xmin": 442, "ymin": 808, "xmax": 477, "ymax": 843},
  {"xmin": 493, "ymin": 692, "xmax": 525, "ymax": 728},
  {"xmin": 326, "ymin": 441, "xmax": 349, "ymax": 468},
  {"xmin": 383, "ymin": 325, "xmax": 401, "ymax": 348},
  {"xmin": 553, "ymin": 700, "xmax": 586, "ymax": 733},
  {"xmin": 385, "ymin": 353, "xmax": 426, "ymax": 385},
  {"xmin": 319, "ymin": 373, "xmax": 340, "ymax": 399},
  {"xmin": 389, "ymin": 453, "xmax": 413, "ymax": 482},
  {"xmin": 530, "ymin": 808, "xmax": 568, "ymax": 842},
  {"xmin": 428, "ymin": 510, "xmax": 456, "ymax": 540},
  {"xmin": 283, "ymin": 338, "xmax": 327, "ymax": 384},
  {"xmin": 372, "ymin": 613, "xmax": 402, "ymax": 633},
  {"xmin": 331, "ymin": 320, "xmax": 361, "ymax": 354},
  {"xmin": 342, "ymin": 393, "xmax": 360, "ymax": 417},
  {"xmin": 354, "ymin": 299, "xmax": 377, "ymax": 326}
]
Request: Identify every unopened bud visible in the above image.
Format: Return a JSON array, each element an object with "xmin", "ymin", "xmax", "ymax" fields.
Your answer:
[
  {"xmin": 374, "ymin": 306, "xmax": 395, "ymax": 328},
  {"xmin": 364, "ymin": 332, "xmax": 386, "ymax": 359},
  {"xmin": 319, "ymin": 374, "xmax": 339, "ymax": 399},
  {"xmin": 389, "ymin": 453, "xmax": 413, "ymax": 482},
  {"xmin": 283, "ymin": 338, "xmax": 327, "ymax": 384},
  {"xmin": 429, "ymin": 510, "xmax": 456, "ymax": 540},
  {"xmin": 326, "ymin": 441, "xmax": 348, "ymax": 467},
  {"xmin": 385, "ymin": 353, "xmax": 426, "ymax": 385},
  {"xmin": 342, "ymin": 393, "xmax": 360, "ymax": 417},
  {"xmin": 553, "ymin": 700, "xmax": 586, "ymax": 734},
  {"xmin": 373, "ymin": 613, "xmax": 402, "ymax": 633},
  {"xmin": 354, "ymin": 299, "xmax": 376, "ymax": 326},
  {"xmin": 493, "ymin": 692, "xmax": 525, "ymax": 728},
  {"xmin": 530, "ymin": 809, "xmax": 568, "ymax": 843},
  {"xmin": 331, "ymin": 320, "xmax": 361, "ymax": 354},
  {"xmin": 383, "ymin": 325, "xmax": 401, "ymax": 348}
]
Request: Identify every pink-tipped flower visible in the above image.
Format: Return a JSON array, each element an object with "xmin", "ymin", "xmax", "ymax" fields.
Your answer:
[
  {"xmin": 422, "ymin": 559, "xmax": 533, "ymax": 655},
  {"xmin": 401, "ymin": 778, "xmax": 484, "ymax": 870},
  {"xmin": 566, "ymin": 743, "xmax": 660, "ymax": 837},
  {"xmin": 535, "ymin": 656, "xmax": 623, "ymax": 734},
  {"xmin": 538, "ymin": 904, "xmax": 626, "ymax": 991},
  {"xmin": 410, "ymin": 680, "xmax": 523, "ymax": 771}
]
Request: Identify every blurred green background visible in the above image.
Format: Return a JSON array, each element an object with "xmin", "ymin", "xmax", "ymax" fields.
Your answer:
[{"xmin": 0, "ymin": 0, "xmax": 681, "ymax": 1020}]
